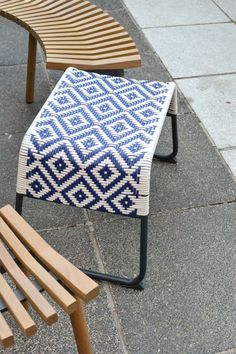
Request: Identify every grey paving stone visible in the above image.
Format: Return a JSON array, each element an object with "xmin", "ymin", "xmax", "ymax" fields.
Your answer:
[
  {"xmin": 91, "ymin": 0, "xmax": 123, "ymax": 10},
  {"xmin": 176, "ymin": 74, "xmax": 236, "ymax": 149},
  {"xmin": 149, "ymin": 113, "xmax": 236, "ymax": 212},
  {"xmin": 0, "ymin": 226, "xmax": 124, "ymax": 354},
  {"xmin": 221, "ymin": 149, "xmax": 236, "ymax": 178},
  {"xmin": 144, "ymin": 23, "xmax": 236, "ymax": 78},
  {"xmin": 214, "ymin": 0, "xmax": 236, "ymax": 21},
  {"xmin": 0, "ymin": 63, "xmax": 50, "ymax": 134},
  {"xmin": 91, "ymin": 203, "xmax": 236, "ymax": 354},
  {"xmin": 0, "ymin": 17, "xmax": 43, "ymax": 66},
  {"xmin": 123, "ymin": 0, "xmax": 229, "ymax": 28}
]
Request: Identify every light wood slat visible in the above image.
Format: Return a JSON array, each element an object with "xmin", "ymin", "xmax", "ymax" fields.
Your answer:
[
  {"xmin": 11, "ymin": 0, "xmax": 80, "ymax": 16},
  {"xmin": 46, "ymin": 54, "xmax": 141, "ymax": 70},
  {"xmin": 37, "ymin": 21, "xmax": 120, "ymax": 37},
  {"xmin": 0, "ymin": 273, "xmax": 36, "ymax": 336},
  {"xmin": 47, "ymin": 48, "xmax": 139, "ymax": 60},
  {"xmin": 33, "ymin": 15, "xmax": 114, "ymax": 33},
  {"xmin": 43, "ymin": 32, "xmax": 130, "ymax": 44},
  {"xmin": 0, "ymin": 240, "xmax": 57, "ymax": 325},
  {"xmin": 32, "ymin": 11, "xmax": 107, "ymax": 29},
  {"xmin": 12, "ymin": 0, "xmax": 90, "ymax": 21},
  {"xmin": 45, "ymin": 37, "xmax": 133, "ymax": 49},
  {"xmin": 17, "ymin": 3, "xmax": 96, "ymax": 23},
  {"xmin": 46, "ymin": 43, "xmax": 136, "ymax": 55},
  {"xmin": 0, "ymin": 216, "xmax": 77, "ymax": 314},
  {"xmin": 0, "ymin": 313, "xmax": 14, "ymax": 348},
  {"xmin": 26, "ymin": 8, "xmax": 104, "ymax": 28},
  {"xmin": 0, "ymin": 206, "xmax": 99, "ymax": 303},
  {"xmin": 41, "ymin": 27, "xmax": 125, "ymax": 40}
]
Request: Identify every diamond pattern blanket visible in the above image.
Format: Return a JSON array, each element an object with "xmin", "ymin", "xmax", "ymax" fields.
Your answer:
[{"xmin": 17, "ymin": 68, "xmax": 177, "ymax": 216}]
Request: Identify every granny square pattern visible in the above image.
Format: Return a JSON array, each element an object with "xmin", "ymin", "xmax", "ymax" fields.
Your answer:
[{"xmin": 17, "ymin": 67, "xmax": 177, "ymax": 216}]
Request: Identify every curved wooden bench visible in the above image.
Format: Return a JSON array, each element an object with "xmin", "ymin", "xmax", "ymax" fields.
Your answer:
[
  {"xmin": 0, "ymin": 0, "xmax": 141, "ymax": 103},
  {"xmin": 0, "ymin": 205, "xmax": 99, "ymax": 353}
]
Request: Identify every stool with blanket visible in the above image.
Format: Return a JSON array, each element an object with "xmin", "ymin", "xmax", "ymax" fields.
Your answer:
[{"xmin": 16, "ymin": 67, "xmax": 178, "ymax": 289}]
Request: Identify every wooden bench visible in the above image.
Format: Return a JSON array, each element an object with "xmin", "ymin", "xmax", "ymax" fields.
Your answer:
[
  {"xmin": 0, "ymin": 204, "xmax": 99, "ymax": 353},
  {"xmin": 0, "ymin": 0, "xmax": 141, "ymax": 103}
]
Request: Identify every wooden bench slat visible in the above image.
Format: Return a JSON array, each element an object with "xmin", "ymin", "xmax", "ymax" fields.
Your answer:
[
  {"xmin": 46, "ymin": 43, "xmax": 136, "ymax": 55},
  {"xmin": 0, "ymin": 239, "xmax": 57, "ymax": 325},
  {"xmin": 47, "ymin": 48, "xmax": 139, "ymax": 60},
  {"xmin": 45, "ymin": 37, "xmax": 133, "ymax": 50},
  {"xmin": 0, "ymin": 215, "xmax": 77, "ymax": 314},
  {"xmin": 32, "ymin": 11, "xmax": 107, "ymax": 29},
  {"xmin": 46, "ymin": 54, "xmax": 141, "ymax": 70},
  {"xmin": 0, "ymin": 273, "xmax": 36, "ymax": 337},
  {"xmin": 0, "ymin": 206, "xmax": 99, "ymax": 303},
  {"xmin": 17, "ymin": 3, "xmax": 96, "ymax": 22},
  {"xmin": 41, "ymin": 27, "xmax": 126, "ymax": 40},
  {"xmin": 43, "ymin": 32, "xmax": 130, "ymax": 45},
  {"xmin": 0, "ymin": 313, "xmax": 14, "ymax": 348},
  {"xmin": 33, "ymin": 16, "xmax": 115, "ymax": 34}
]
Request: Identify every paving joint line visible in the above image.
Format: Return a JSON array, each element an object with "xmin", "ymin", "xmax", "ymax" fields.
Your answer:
[
  {"xmin": 36, "ymin": 222, "xmax": 87, "ymax": 233},
  {"xmin": 149, "ymin": 200, "xmax": 236, "ymax": 217},
  {"xmin": 219, "ymin": 146, "xmax": 236, "ymax": 151},
  {"xmin": 142, "ymin": 21, "xmax": 232, "ymax": 30},
  {"xmin": 83, "ymin": 209, "xmax": 129, "ymax": 354},
  {"xmin": 175, "ymin": 72, "xmax": 236, "ymax": 80},
  {"xmin": 211, "ymin": 0, "xmax": 234, "ymax": 22}
]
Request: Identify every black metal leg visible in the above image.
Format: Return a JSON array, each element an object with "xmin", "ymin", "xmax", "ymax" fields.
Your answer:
[
  {"xmin": 90, "ymin": 69, "xmax": 124, "ymax": 77},
  {"xmin": 15, "ymin": 193, "xmax": 24, "ymax": 215},
  {"xmin": 14, "ymin": 192, "xmax": 148, "ymax": 290},
  {"xmin": 154, "ymin": 113, "xmax": 178, "ymax": 163},
  {"xmin": 81, "ymin": 215, "xmax": 148, "ymax": 290}
]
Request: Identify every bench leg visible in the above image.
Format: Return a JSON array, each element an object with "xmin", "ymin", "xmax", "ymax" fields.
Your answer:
[
  {"xmin": 15, "ymin": 193, "xmax": 148, "ymax": 290},
  {"xmin": 70, "ymin": 298, "xmax": 93, "ymax": 354},
  {"xmin": 154, "ymin": 113, "xmax": 178, "ymax": 163},
  {"xmin": 26, "ymin": 33, "xmax": 37, "ymax": 104}
]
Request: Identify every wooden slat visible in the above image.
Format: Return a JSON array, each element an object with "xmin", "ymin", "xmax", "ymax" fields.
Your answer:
[
  {"xmin": 0, "ymin": 216, "xmax": 77, "ymax": 314},
  {"xmin": 0, "ymin": 0, "xmax": 141, "ymax": 71},
  {"xmin": 0, "ymin": 206, "xmax": 99, "ymax": 303},
  {"xmin": 0, "ymin": 240, "xmax": 57, "ymax": 325},
  {"xmin": 46, "ymin": 54, "xmax": 141, "ymax": 70},
  {"xmin": 0, "ymin": 273, "xmax": 36, "ymax": 337},
  {"xmin": 0, "ymin": 313, "xmax": 14, "ymax": 348}
]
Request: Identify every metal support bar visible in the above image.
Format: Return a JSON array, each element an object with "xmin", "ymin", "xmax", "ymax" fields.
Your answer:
[
  {"xmin": 81, "ymin": 215, "xmax": 148, "ymax": 290},
  {"xmin": 154, "ymin": 113, "xmax": 178, "ymax": 163},
  {"xmin": 15, "ymin": 194, "xmax": 148, "ymax": 290},
  {"xmin": 91, "ymin": 69, "xmax": 124, "ymax": 77}
]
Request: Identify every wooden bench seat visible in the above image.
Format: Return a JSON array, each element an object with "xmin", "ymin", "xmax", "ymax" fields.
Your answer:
[
  {"xmin": 0, "ymin": 204, "xmax": 99, "ymax": 353},
  {"xmin": 0, "ymin": 0, "xmax": 141, "ymax": 103}
]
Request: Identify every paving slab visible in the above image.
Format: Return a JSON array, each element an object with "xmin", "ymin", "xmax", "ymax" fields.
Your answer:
[
  {"xmin": 176, "ymin": 74, "xmax": 236, "ymax": 149},
  {"xmin": 0, "ymin": 63, "xmax": 50, "ymax": 134},
  {"xmin": 0, "ymin": 225, "xmax": 124, "ymax": 354},
  {"xmin": 123, "ymin": 0, "xmax": 229, "ymax": 28},
  {"xmin": 221, "ymin": 150, "xmax": 236, "ymax": 178},
  {"xmin": 143, "ymin": 23, "xmax": 236, "ymax": 78},
  {"xmin": 214, "ymin": 0, "xmax": 236, "ymax": 20},
  {"xmin": 0, "ymin": 17, "xmax": 43, "ymax": 66},
  {"xmin": 90, "ymin": 203, "xmax": 236, "ymax": 354}
]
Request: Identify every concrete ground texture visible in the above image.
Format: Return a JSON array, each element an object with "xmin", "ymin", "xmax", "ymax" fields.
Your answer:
[{"xmin": 0, "ymin": 0, "xmax": 236, "ymax": 353}]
